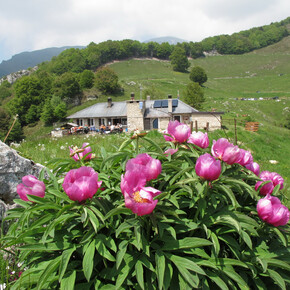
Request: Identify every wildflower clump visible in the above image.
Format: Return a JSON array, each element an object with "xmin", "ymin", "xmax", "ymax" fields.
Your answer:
[{"xmin": 1, "ymin": 122, "xmax": 289, "ymax": 289}]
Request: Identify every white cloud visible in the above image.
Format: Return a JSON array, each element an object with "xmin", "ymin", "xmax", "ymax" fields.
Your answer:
[{"xmin": 0, "ymin": 0, "xmax": 289, "ymax": 62}]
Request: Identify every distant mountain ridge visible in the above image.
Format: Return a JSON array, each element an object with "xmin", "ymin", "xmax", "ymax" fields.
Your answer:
[
  {"xmin": 143, "ymin": 36, "xmax": 188, "ymax": 44},
  {"xmin": 0, "ymin": 46, "xmax": 85, "ymax": 78}
]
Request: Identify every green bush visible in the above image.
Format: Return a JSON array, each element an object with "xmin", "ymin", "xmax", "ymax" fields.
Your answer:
[{"xmin": 1, "ymin": 128, "xmax": 289, "ymax": 289}]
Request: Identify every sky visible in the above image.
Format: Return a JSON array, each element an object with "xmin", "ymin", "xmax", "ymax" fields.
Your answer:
[{"xmin": 0, "ymin": 0, "xmax": 289, "ymax": 63}]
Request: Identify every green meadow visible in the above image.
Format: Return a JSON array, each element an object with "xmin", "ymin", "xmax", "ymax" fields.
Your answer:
[{"xmin": 17, "ymin": 36, "xmax": 290, "ymax": 200}]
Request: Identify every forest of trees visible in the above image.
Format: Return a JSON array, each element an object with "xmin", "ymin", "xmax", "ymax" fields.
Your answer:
[{"xmin": 0, "ymin": 17, "xmax": 289, "ymax": 142}]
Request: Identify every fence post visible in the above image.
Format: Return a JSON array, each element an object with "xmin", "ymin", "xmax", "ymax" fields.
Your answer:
[
  {"xmin": 206, "ymin": 122, "xmax": 209, "ymax": 132},
  {"xmin": 195, "ymin": 120, "xmax": 198, "ymax": 132},
  {"xmin": 190, "ymin": 121, "xmax": 193, "ymax": 133},
  {"xmin": 234, "ymin": 118, "xmax": 237, "ymax": 145}
]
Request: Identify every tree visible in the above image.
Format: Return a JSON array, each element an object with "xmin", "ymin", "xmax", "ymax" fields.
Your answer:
[
  {"xmin": 169, "ymin": 46, "xmax": 189, "ymax": 72},
  {"xmin": 41, "ymin": 99, "xmax": 55, "ymax": 126},
  {"xmin": 183, "ymin": 82, "xmax": 205, "ymax": 110},
  {"xmin": 25, "ymin": 104, "xmax": 39, "ymax": 124},
  {"xmin": 0, "ymin": 107, "xmax": 10, "ymax": 140},
  {"xmin": 53, "ymin": 72, "xmax": 82, "ymax": 104},
  {"xmin": 54, "ymin": 102, "xmax": 67, "ymax": 121},
  {"xmin": 95, "ymin": 67, "xmax": 120, "ymax": 94},
  {"xmin": 79, "ymin": 70, "xmax": 94, "ymax": 89},
  {"xmin": 189, "ymin": 66, "xmax": 208, "ymax": 86}
]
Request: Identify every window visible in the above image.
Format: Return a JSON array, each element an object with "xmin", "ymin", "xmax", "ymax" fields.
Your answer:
[{"xmin": 174, "ymin": 116, "xmax": 181, "ymax": 122}]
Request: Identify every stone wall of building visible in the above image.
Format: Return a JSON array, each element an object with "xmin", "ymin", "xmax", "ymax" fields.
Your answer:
[
  {"xmin": 159, "ymin": 117, "xmax": 170, "ymax": 130},
  {"xmin": 127, "ymin": 100, "xmax": 146, "ymax": 131}
]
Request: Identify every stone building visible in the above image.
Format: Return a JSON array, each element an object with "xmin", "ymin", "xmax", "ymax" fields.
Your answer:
[{"xmin": 67, "ymin": 94, "xmax": 224, "ymax": 132}]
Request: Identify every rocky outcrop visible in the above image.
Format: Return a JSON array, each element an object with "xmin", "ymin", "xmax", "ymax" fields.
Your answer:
[
  {"xmin": 0, "ymin": 141, "xmax": 46, "ymax": 223},
  {"xmin": 0, "ymin": 66, "xmax": 38, "ymax": 85}
]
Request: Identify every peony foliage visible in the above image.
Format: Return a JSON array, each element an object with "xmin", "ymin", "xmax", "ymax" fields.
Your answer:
[{"xmin": 1, "ymin": 121, "xmax": 290, "ymax": 289}]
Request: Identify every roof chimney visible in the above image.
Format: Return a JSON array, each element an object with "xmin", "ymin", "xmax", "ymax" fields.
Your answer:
[
  {"xmin": 130, "ymin": 92, "xmax": 135, "ymax": 101},
  {"xmin": 168, "ymin": 94, "xmax": 172, "ymax": 113},
  {"xmin": 107, "ymin": 97, "xmax": 112, "ymax": 107}
]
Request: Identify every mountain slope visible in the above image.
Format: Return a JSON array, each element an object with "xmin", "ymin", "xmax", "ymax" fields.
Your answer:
[
  {"xmin": 143, "ymin": 36, "xmax": 188, "ymax": 44},
  {"xmin": 0, "ymin": 46, "xmax": 85, "ymax": 78}
]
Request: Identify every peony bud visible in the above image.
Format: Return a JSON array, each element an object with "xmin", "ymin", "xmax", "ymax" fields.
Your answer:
[
  {"xmin": 188, "ymin": 131, "xmax": 209, "ymax": 149},
  {"xmin": 257, "ymin": 194, "xmax": 289, "ymax": 227},
  {"xmin": 16, "ymin": 175, "xmax": 45, "ymax": 202},
  {"xmin": 62, "ymin": 166, "xmax": 102, "ymax": 202},
  {"xmin": 195, "ymin": 153, "xmax": 221, "ymax": 181}
]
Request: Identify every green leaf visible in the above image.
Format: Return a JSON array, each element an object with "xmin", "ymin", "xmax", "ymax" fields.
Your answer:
[
  {"xmin": 59, "ymin": 246, "xmax": 76, "ymax": 281},
  {"xmin": 116, "ymin": 240, "xmax": 128, "ymax": 270},
  {"xmin": 86, "ymin": 207, "xmax": 100, "ymax": 232},
  {"xmin": 60, "ymin": 270, "xmax": 76, "ymax": 290},
  {"xmin": 135, "ymin": 260, "xmax": 145, "ymax": 290},
  {"xmin": 205, "ymin": 270, "xmax": 229, "ymax": 290},
  {"xmin": 267, "ymin": 269, "xmax": 286, "ymax": 290},
  {"xmin": 222, "ymin": 267, "xmax": 248, "ymax": 287},
  {"xmin": 215, "ymin": 215, "xmax": 241, "ymax": 234},
  {"xmin": 95, "ymin": 238, "xmax": 116, "ymax": 262},
  {"xmin": 115, "ymin": 253, "xmax": 136, "ymax": 289},
  {"xmin": 143, "ymin": 136, "xmax": 164, "ymax": 154},
  {"xmin": 215, "ymin": 184, "xmax": 239, "ymax": 208},
  {"xmin": 155, "ymin": 250, "xmax": 166, "ymax": 290},
  {"xmin": 118, "ymin": 138, "xmax": 134, "ymax": 151},
  {"xmin": 272, "ymin": 227, "xmax": 288, "ymax": 247},
  {"xmin": 160, "ymin": 237, "xmax": 212, "ymax": 251},
  {"xmin": 166, "ymin": 254, "xmax": 206, "ymax": 275},
  {"xmin": 18, "ymin": 241, "xmax": 71, "ymax": 251},
  {"xmin": 13, "ymin": 198, "xmax": 30, "ymax": 208},
  {"xmin": 48, "ymin": 188, "xmax": 71, "ymax": 202},
  {"xmin": 104, "ymin": 207, "xmax": 132, "ymax": 220},
  {"xmin": 266, "ymin": 258, "xmax": 290, "ymax": 272},
  {"xmin": 36, "ymin": 256, "xmax": 61, "ymax": 290},
  {"xmin": 42, "ymin": 213, "xmax": 75, "ymax": 242},
  {"xmin": 240, "ymin": 230, "xmax": 252, "ymax": 249},
  {"xmin": 116, "ymin": 218, "xmax": 139, "ymax": 237},
  {"xmin": 210, "ymin": 232, "xmax": 220, "ymax": 256},
  {"xmin": 174, "ymin": 263, "xmax": 199, "ymax": 288},
  {"xmin": 83, "ymin": 240, "xmax": 96, "ymax": 282}
]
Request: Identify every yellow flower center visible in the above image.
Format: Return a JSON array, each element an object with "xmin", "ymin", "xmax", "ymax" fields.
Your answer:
[{"xmin": 133, "ymin": 191, "xmax": 149, "ymax": 203}]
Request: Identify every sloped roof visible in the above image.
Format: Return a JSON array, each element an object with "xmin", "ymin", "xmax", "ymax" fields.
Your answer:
[
  {"xmin": 67, "ymin": 101, "xmax": 127, "ymax": 119},
  {"xmin": 67, "ymin": 98, "xmax": 217, "ymax": 119}
]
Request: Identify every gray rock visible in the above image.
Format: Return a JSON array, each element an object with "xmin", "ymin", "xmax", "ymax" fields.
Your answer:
[{"xmin": 0, "ymin": 140, "xmax": 45, "ymax": 204}]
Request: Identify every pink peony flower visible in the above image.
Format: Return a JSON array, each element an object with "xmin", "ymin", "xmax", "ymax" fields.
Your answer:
[
  {"xmin": 16, "ymin": 175, "xmax": 45, "ymax": 202},
  {"xmin": 188, "ymin": 131, "xmax": 209, "ymax": 149},
  {"xmin": 164, "ymin": 148, "xmax": 178, "ymax": 156},
  {"xmin": 222, "ymin": 144, "xmax": 242, "ymax": 165},
  {"xmin": 255, "ymin": 171, "xmax": 284, "ymax": 196},
  {"xmin": 272, "ymin": 172, "xmax": 284, "ymax": 190},
  {"xmin": 257, "ymin": 194, "xmax": 290, "ymax": 227},
  {"xmin": 211, "ymin": 138, "xmax": 241, "ymax": 165},
  {"xmin": 62, "ymin": 166, "xmax": 102, "ymax": 202},
  {"xmin": 163, "ymin": 130, "xmax": 174, "ymax": 142},
  {"xmin": 237, "ymin": 149, "xmax": 253, "ymax": 166},
  {"xmin": 121, "ymin": 171, "xmax": 161, "ymax": 216},
  {"xmin": 166, "ymin": 120, "xmax": 191, "ymax": 143},
  {"xmin": 195, "ymin": 153, "xmax": 221, "ymax": 181},
  {"xmin": 125, "ymin": 153, "xmax": 162, "ymax": 181},
  {"xmin": 211, "ymin": 138, "xmax": 232, "ymax": 160},
  {"xmin": 245, "ymin": 162, "xmax": 260, "ymax": 176},
  {"xmin": 69, "ymin": 143, "xmax": 92, "ymax": 161}
]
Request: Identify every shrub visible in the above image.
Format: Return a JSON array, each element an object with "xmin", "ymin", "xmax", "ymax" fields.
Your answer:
[{"xmin": 1, "ymin": 122, "xmax": 289, "ymax": 289}]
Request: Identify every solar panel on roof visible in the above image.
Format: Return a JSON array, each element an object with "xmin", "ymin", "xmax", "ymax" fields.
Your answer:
[
  {"xmin": 161, "ymin": 100, "xmax": 168, "ymax": 108},
  {"xmin": 172, "ymin": 99, "xmax": 178, "ymax": 107},
  {"xmin": 153, "ymin": 100, "xmax": 162, "ymax": 108}
]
